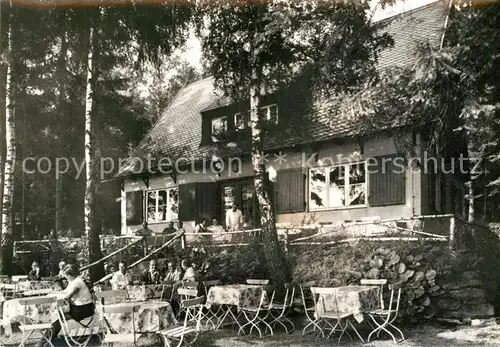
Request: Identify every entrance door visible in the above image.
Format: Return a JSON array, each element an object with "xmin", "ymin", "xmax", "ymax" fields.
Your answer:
[{"xmin": 221, "ymin": 179, "xmax": 259, "ymax": 229}]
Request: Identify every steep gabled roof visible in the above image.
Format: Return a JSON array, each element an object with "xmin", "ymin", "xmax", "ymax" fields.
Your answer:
[{"xmin": 116, "ymin": 2, "xmax": 449, "ymax": 178}]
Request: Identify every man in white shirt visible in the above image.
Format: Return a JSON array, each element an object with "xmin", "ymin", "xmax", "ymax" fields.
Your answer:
[
  {"xmin": 225, "ymin": 203, "xmax": 243, "ymax": 231},
  {"xmin": 111, "ymin": 261, "xmax": 130, "ymax": 290}
]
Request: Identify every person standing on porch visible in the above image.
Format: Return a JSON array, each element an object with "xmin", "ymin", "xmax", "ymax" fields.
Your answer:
[
  {"xmin": 135, "ymin": 221, "xmax": 153, "ymax": 236},
  {"xmin": 226, "ymin": 203, "xmax": 243, "ymax": 231}
]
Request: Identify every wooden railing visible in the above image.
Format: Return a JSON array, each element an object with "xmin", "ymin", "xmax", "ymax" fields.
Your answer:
[
  {"xmin": 81, "ymin": 237, "xmax": 144, "ymax": 271},
  {"xmin": 178, "ymin": 214, "xmax": 457, "ymax": 251},
  {"xmin": 92, "ymin": 232, "xmax": 184, "ymax": 287}
]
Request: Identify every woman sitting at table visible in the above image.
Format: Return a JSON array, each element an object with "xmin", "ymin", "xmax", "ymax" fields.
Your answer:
[
  {"xmin": 28, "ymin": 261, "xmax": 42, "ymax": 281},
  {"xmin": 36, "ymin": 264, "xmax": 95, "ymax": 347},
  {"xmin": 164, "ymin": 260, "xmax": 182, "ymax": 282}
]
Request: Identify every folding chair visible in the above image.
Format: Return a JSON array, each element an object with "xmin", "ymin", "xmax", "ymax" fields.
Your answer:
[
  {"xmin": 56, "ymin": 300, "xmax": 102, "ymax": 347},
  {"xmin": 238, "ymin": 284, "xmax": 275, "ymax": 338},
  {"xmin": 0, "ymin": 282, "xmax": 16, "ymax": 300},
  {"xmin": 101, "ymin": 303, "xmax": 140, "ymax": 346},
  {"xmin": 0, "ymin": 283, "xmax": 17, "ymax": 329},
  {"xmin": 176, "ymin": 288, "xmax": 198, "ymax": 321},
  {"xmin": 365, "ymin": 281, "xmax": 405, "ymax": 343},
  {"xmin": 17, "ymin": 296, "xmax": 58, "ymax": 347},
  {"xmin": 299, "ymin": 281, "xmax": 322, "ymax": 336},
  {"xmin": 182, "ymin": 281, "xmax": 198, "ymax": 290},
  {"xmin": 360, "ymin": 279, "xmax": 387, "ymax": 310},
  {"xmin": 246, "ymin": 279, "xmax": 269, "ymax": 285},
  {"xmin": 161, "ymin": 281, "xmax": 178, "ymax": 302},
  {"xmin": 310, "ymin": 287, "xmax": 355, "ymax": 344},
  {"xmin": 266, "ymin": 282, "xmax": 295, "ymax": 334},
  {"xmin": 157, "ymin": 296, "xmax": 205, "ymax": 347}
]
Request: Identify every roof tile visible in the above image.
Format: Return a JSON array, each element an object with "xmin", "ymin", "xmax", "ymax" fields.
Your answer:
[{"xmin": 117, "ymin": 2, "xmax": 448, "ymax": 178}]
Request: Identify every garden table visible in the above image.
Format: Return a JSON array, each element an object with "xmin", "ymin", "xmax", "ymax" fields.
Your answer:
[
  {"xmin": 315, "ymin": 285, "xmax": 379, "ymax": 323},
  {"xmin": 127, "ymin": 284, "xmax": 167, "ymax": 302},
  {"xmin": 15, "ymin": 281, "xmax": 62, "ymax": 293},
  {"xmin": 98, "ymin": 301, "xmax": 177, "ymax": 333},
  {"xmin": 1, "ymin": 293, "xmax": 69, "ymax": 336},
  {"xmin": 206, "ymin": 284, "xmax": 269, "ymax": 330}
]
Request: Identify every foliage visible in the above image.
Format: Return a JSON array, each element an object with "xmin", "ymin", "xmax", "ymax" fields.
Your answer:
[
  {"xmin": 0, "ymin": 1, "xmax": 197, "ymax": 248},
  {"xmin": 347, "ymin": 1, "xmax": 500, "ymax": 221},
  {"xmin": 196, "ymin": 0, "xmax": 392, "ymax": 286},
  {"xmin": 144, "ymin": 55, "xmax": 203, "ymax": 123},
  {"xmin": 290, "ymin": 228, "xmax": 500, "ymax": 322},
  {"xmin": 187, "ymin": 241, "xmax": 268, "ymax": 284},
  {"xmin": 196, "ymin": 0, "xmax": 392, "ymax": 100},
  {"xmin": 454, "ymin": 220, "xmax": 500, "ymax": 309}
]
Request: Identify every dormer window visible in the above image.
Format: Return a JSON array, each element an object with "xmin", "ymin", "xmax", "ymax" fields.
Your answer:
[
  {"xmin": 211, "ymin": 116, "xmax": 228, "ymax": 137},
  {"xmin": 259, "ymin": 104, "xmax": 278, "ymax": 124},
  {"xmin": 234, "ymin": 111, "xmax": 250, "ymax": 130},
  {"xmin": 233, "ymin": 104, "xmax": 279, "ymax": 130}
]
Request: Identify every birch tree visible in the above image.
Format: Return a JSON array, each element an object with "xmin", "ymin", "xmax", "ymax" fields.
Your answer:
[
  {"xmin": 197, "ymin": 1, "xmax": 391, "ymax": 284},
  {"xmin": 0, "ymin": 1, "xmax": 15, "ymax": 272}
]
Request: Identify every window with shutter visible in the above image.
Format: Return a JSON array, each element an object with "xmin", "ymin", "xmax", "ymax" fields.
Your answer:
[
  {"xmin": 126, "ymin": 190, "xmax": 143, "ymax": 225},
  {"xmin": 178, "ymin": 183, "xmax": 197, "ymax": 221},
  {"xmin": 276, "ymin": 169, "xmax": 305, "ymax": 213},
  {"xmin": 308, "ymin": 162, "xmax": 367, "ymax": 210},
  {"xmin": 368, "ymin": 154, "xmax": 406, "ymax": 206}
]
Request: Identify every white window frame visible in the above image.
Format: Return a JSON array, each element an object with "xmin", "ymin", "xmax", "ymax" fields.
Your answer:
[
  {"xmin": 211, "ymin": 116, "xmax": 228, "ymax": 136},
  {"xmin": 260, "ymin": 104, "xmax": 278, "ymax": 124},
  {"xmin": 233, "ymin": 104, "xmax": 279, "ymax": 129},
  {"xmin": 308, "ymin": 161, "xmax": 368, "ymax": 211},
  {"xmin": 145, "ymin": 187, "xmax": 178, "ymax": 223},
  {"xmin": 234, "ymin": 111, "xmax": 250, "ymax": 130}
]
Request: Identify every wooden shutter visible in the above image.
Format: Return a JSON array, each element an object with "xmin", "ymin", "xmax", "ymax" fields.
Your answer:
[
  {"xmin": 368, "ymin": 154, "xmax": 406, "ymax": 206},
  {"xmin": 196, "ymin": 182, "xmax": 220, "ymax": 223},
  {"xmin": 276, "ymin": 169, "xmax": 305, "ymax": 213},
  {"xmin": 178, "ymin": 183, "xmax": 197, "ymax": 221},
  {"xmin": 126, "ymin": 190, "xmax": 143, "ymax": 225},
  {"xmin": 201, "ymin": 115, "xmax": 212, "ymax": 145}
]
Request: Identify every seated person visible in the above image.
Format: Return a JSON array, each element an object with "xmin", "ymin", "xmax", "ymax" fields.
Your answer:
[
  {"xmin": 181, "ymin": 259, "xmax": 199, "ymax": 282},
  {"xmin": 162, "ymin": 221, "xmax": 177, "ymax": 234},
  {"xmin": 140, "ymin": 260, "xmax": 162, "ymax": 285},
  {"xmin": 163, "ymin": 261, "xmax": 182, "ymax": 282},
  {"xmin": 36, "ymin": 264, "xmax": 95, "ymax": 347},
  {"xmin": 28, "ymin": 261, "xmax": 42, "ymax": 281},
  {"xmin": 208, "ymin": 218, "xmax": 225, "ymax": 233},
  {"xmin": 135, "ymin": 221, "xmax": 153, "ymax": 237},
  {"xmin": 111, "ymin": 261, "xmax": 131, "ymax": 290},
  {"xmin": 194, "ymin": 219, "xmax": 210, "ymax": 233}
]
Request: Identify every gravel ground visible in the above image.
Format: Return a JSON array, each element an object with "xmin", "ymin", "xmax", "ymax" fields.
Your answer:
[{"xmin": 2, "ymin": 321, "xmax": 500, "ymax": 346}]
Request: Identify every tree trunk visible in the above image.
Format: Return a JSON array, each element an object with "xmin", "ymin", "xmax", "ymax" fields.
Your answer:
[
  {"xmin": 55, "ymin": 28, "xmax": 68, "ymax": 238},
  {"xmin": 1, "ymin": 9, "xmax": 14, "ymax": 273},
  {"xmin": 83, "ymin": 26, "xmax": 104, "ymax": 283},
  {"xmin": 0, "ymin": 1, "xmax": 5, "ymax": 273},
  {"xmin": 466, "ymin": 141, "xmax": 475, "ymax": 223},
  {"xmin": 249, "ymin": 66, "xmax": 290, "ymax": 286}
]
